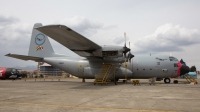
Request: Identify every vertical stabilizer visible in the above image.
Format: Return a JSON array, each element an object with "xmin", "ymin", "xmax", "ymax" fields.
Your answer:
[{"xmin": 28, "ymin": 23, "xmax": 55, "ymax": 57}]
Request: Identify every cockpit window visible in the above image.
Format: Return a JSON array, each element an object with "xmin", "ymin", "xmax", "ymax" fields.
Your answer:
[{"xmin": 169, "ymin": 57, "xmax": 178, "ymax": 61}]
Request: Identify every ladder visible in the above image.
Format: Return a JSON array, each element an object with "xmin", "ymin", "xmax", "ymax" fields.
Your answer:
[
  {"xmin": 184, "ymin": 74, "xmax": 197, "ymax": 84},
  {"xmin": 94, "ymin": 63, "xmax": 116, "ymax": 85}
]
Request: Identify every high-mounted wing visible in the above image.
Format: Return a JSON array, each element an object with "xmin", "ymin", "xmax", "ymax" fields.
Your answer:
[
  {"xmin": 5, "ymin": 54, "xmax": 43, "ymax": 62},
  {"xmin": 35, "ymin": 25, "xmax": 101, "ymax": 57}
]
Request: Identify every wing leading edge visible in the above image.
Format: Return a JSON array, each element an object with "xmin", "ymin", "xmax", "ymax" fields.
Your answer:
[{"xmin": 35, "ymin": 25, "xmax": 101, "ymax": 57}]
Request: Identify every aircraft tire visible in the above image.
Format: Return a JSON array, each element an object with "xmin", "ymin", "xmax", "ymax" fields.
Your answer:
[
  {"xmin": 123, "ymin": 80, "xmax": 126, "ymax": 83},
  {"xmin": 173, "ymin": 80, "xmax": 178, "ymax": 84},
  {"xmin": 164, "ymin": 78, "xmax": 171, "ymax": 83}
]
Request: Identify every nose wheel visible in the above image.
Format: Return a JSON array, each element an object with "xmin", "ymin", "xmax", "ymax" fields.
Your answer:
[{"xmin": 164, "ymin": 78, "xmax": 171, "ymax": 83}]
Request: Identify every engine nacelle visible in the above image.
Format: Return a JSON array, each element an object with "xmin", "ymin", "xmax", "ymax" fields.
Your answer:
[
  {"xmin": 92, "ymin": 45, "xmax": 125, "ymax": 63},
  {"xmin": 93, "ymin": 45, "xmax": 123, "ymax": 58}
]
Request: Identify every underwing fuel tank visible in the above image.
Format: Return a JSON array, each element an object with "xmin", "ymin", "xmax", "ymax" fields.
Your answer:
[{"xmin": 0, "ymin": 68, "xmax": 19, "ymax": 79}]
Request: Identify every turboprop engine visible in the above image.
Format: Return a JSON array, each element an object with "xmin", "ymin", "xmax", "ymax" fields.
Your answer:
[
  {"xmin": 92, "ymin": 45, "xmax": 134, "ymax": 63},
  {"xmin": 85, "ymin": 33, "xmax": 134, "ymax": 63}
]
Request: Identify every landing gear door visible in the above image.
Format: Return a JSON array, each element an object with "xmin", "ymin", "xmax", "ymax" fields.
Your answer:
[{"xmin": 77, "ymin": 64, "xmax": 84, "ymax": 77}]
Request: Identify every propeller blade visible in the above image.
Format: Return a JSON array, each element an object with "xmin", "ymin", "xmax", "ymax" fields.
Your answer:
[
  {"xmin": 124, "ymin": 32, "xmax": 126, "ymax": 47},
  {"xmin": 180, "ymin": 59, "xmax": 186, "ymax": 66},
  {"xmin": 123, "ymin": 32, "xmax": 130, "ymax": 62},
  {"xmin": 127, "ymin": 42, "xmax": 134, "ymax": 61}
]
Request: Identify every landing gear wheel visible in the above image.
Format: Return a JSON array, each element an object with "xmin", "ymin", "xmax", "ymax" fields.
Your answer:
[
  {"xmin": 173, "ymin": 80, "xmax": 178, "ymax": 84},
  {"xmin": 115, "ymin": 78, "xmax": 119, "ymax": 82},
  {"xmin": 123, "ymin": 80, "xmax": 127, "ymax": 83},
  {"xmin": 164, "ymin": 78, "xmax": 171, "ymax": 84},
  {"xmin": 114, "ymin": 79, "xmax": 118, "ymax": 85}
]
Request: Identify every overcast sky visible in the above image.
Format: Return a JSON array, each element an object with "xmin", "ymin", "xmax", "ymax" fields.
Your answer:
[{"xmin": 0, "ymin": 0, "xmax": 200, "ymax": 70}]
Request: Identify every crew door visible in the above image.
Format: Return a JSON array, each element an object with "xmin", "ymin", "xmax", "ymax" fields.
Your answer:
[{"xmin": 77, "ymin": 64, "xmax": 84, "ymax": 78}]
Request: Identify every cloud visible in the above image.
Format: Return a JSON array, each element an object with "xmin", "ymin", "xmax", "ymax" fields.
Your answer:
[
  {"xmin": 0, "ymin": 22, "xmax": 31, "ymax": 49},
  {"xmin": 113, "ymin": 36, "xmax": 129, "ymax": 44},
  {"xmin": 102, "ymin": 25, "xmax": 118, "ymax": 30},
  {"xmin": 0, "ymin": 14, "xmax": 19, "ymax": 25},
  {"xmin": 0, "ymin": 14, "xmax": 32, "ymax": 68},
  {"xmin": 57, "ymin": 16, "xmax": 103, "ymax": 36},
  {"xmin": 133, "ymin": 23, "xmax": 200, "ymax": 53}
]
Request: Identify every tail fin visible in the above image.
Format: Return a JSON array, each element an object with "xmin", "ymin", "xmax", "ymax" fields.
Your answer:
[{"xmin": 28, "ymin": 23, "xmax": 55, "ymax": 57}]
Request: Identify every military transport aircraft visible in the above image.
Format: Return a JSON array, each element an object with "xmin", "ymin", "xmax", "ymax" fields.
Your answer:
[{"xmin": 6, "ymin": 23, "xmax": 189, "ymax": 84}]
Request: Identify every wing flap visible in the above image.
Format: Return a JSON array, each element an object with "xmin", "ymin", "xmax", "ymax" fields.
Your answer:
[
  {"xmin": 5, "ymin": 54, "xmax": 43, "ymax": 62},
  {"xmin": 35, "ymin": 25, "xmax": 101, "ymax": 57}
]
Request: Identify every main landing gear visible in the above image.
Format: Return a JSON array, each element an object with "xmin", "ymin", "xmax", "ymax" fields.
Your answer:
[{"xmin": 164, "ymin": 78, "xmax": 171, "ymax": 84}]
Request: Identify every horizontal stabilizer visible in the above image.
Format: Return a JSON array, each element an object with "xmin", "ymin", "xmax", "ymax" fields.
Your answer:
[{"xmin": 5, "ymin": 54, "xmax": 43, "ymax": 62}]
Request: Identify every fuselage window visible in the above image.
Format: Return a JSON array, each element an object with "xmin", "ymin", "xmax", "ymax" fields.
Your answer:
[{"xmin": 157, "ymin": 62, "xmax": 160, "ymax": 65}]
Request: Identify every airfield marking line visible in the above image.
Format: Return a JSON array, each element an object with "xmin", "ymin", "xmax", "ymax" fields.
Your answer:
[{"xmin": 0, "ymin": 101, "xmax": 178, "ymax": 112}]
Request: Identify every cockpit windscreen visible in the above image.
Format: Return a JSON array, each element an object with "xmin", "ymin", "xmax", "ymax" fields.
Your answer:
[{"xmin": 169, "ymin": 57, "xmax": 178, "ymax": 61}]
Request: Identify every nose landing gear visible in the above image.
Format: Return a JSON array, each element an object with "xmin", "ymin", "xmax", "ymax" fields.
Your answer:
[{"xmin": 164, "ymin": 78, "xmax": 171, "ymax": 83}]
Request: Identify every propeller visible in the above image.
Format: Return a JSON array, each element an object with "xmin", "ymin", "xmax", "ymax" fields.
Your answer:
[
  {"xmin": 127, "ymin": 42, "xmax": 134, "ymax": 62},
  {"xmin": 122, "ymin": 33, "xmax": 130, "ymax": 83},
  {"xmin": 123, "ymin": 33, "xmax": 130, "ymax": 61},
  {"xmin": 180, "ymin": 59, "xmax": 186, "ymax": 66}
]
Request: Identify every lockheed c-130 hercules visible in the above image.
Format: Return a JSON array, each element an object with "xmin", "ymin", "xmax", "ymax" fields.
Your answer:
[{"xmin": 6, "ymin": 23, "xmax": 189, "ymax": 84}]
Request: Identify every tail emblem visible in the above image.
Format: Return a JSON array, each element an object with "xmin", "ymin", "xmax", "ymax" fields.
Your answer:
[
  {"xmin": 35, "ymin": 34, "xmax": 46, "ymax": 51},
  {"xmin": 36, "ymin": 46, "xmax": 43, "ymax": 51}
]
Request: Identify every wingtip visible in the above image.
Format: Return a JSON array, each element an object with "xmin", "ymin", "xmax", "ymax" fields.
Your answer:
[{"xmin": 5, "ymin": 53, "xmax": 11, "ymax": 56}]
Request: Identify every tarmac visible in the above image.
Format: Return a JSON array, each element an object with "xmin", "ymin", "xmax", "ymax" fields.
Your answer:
[{"xmin": 0, "ymin": 78, "xmax": 200, "ymax": 112}]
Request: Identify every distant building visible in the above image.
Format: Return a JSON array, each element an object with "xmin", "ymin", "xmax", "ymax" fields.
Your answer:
[{"xmin": 38, "ymin": 63, "xmax": 68, "ymax": 77}]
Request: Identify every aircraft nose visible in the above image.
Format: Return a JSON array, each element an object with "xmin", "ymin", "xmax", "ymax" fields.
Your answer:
[{"xmin": 180, "ymin": 65, "xmax": 190, "ymax": 76}]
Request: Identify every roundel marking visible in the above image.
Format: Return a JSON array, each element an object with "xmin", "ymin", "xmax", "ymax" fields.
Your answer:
[{"xmin": 35, "ymin": 34, "xmax": 46, "ymax": 45}]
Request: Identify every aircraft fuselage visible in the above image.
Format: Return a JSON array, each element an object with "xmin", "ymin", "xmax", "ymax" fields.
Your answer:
[{"xmin": 44, "ymin": 54, "xmax": 179, "ymax": 79}]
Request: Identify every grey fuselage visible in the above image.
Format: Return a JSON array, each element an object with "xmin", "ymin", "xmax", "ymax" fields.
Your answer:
[{"xmin": 44, "ymin": 54, "xmax": 179, "ymax": 79}]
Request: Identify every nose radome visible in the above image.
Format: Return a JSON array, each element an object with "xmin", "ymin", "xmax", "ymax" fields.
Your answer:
[{"xmin": 180, "ymin": 65, "xmax": 190, "ymax": 76}]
